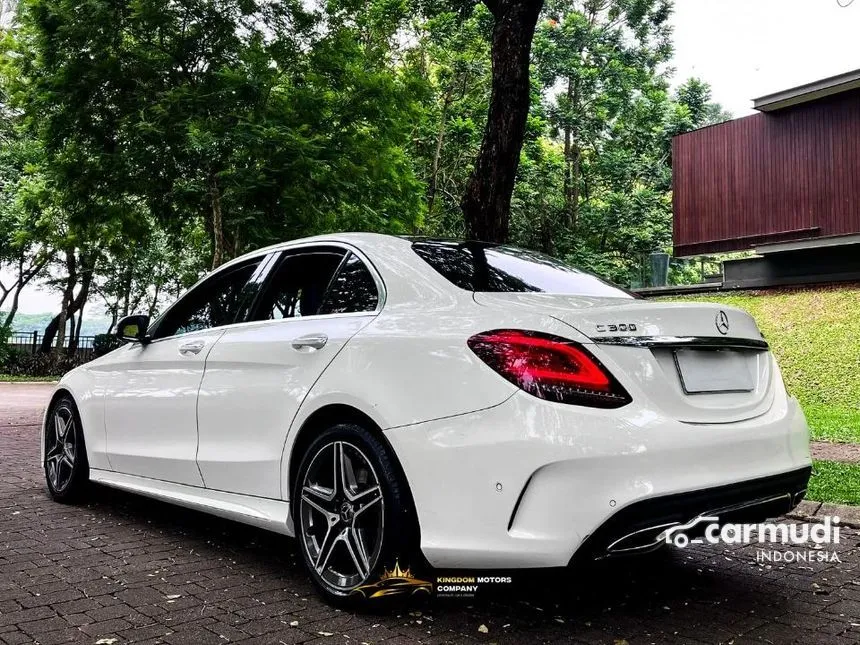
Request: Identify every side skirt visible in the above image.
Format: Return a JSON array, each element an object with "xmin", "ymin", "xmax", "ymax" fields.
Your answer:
[{"xmin": 89, "ymin": 469, "xmax": 295, "ymax": 537}]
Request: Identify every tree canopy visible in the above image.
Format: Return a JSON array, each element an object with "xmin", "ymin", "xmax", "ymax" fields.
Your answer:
[{"xmin": 0, "ymin": 0, "xmax": 731, "ymax": 351}]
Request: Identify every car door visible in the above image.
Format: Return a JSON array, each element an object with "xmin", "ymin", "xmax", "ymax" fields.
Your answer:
[
  {"xmin": 196, "ymin": 245, "xmax": 382, "ymax": 499},
  {"xmin": 100, "ymin": 256, "xmax": 267, "ymax": 486}
]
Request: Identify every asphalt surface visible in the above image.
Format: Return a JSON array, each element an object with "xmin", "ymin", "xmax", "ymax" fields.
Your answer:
[{"xmin": 1, "ymin": 382, "xmax": 859, "ymax": 644}]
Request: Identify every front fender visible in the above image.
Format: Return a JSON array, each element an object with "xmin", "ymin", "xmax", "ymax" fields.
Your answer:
[{"xmin": 43, "ymin": 367, "xmax": 111, "ymax": 471}]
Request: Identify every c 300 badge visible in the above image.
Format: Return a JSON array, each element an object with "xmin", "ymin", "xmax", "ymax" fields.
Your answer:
[{"xmin": 595, "ymin": 323, "xmax": 637, "ymax": 333}]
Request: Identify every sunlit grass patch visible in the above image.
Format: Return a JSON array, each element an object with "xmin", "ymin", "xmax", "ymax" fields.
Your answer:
[{"xmin": 807, "ymin": 460, "xmax": 860, "ymax": 506}]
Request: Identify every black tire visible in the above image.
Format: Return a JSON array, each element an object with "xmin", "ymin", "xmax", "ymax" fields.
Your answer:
[
  {"xmin": 44, "ymin": 395, "xmax": 90, "ymax": 503},
  {"xmin": 292, "ymin": 423, "xmax": 421, "ymax": 606}
]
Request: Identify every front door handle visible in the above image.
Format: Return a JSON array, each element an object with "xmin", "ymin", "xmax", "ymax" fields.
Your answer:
[
  {"xmin": 178, "ymin": 340, "xmax": 206, "ymax": 356},
  {"xmin": 291, "ymin": 333, "xmax": 328, "ymax": 351}
]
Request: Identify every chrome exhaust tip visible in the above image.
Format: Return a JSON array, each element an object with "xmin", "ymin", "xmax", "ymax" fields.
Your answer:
[
  {"xmin": 603, "ymin": 492, "xmax": 797, "ymax": 557},
  {"xmin": 605, "ymin": 522, "xmax": 679, "ymax": 555}
]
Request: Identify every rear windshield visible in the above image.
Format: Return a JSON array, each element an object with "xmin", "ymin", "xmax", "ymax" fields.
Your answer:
[{"xmin": 412, "ymin": 241, "xmax": 635, "ymax": 298}]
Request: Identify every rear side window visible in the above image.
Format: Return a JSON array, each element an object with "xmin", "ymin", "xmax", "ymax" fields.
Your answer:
[
  {"xmin": 253, "ymin": 250, "xmax": 346, "ymax": 320},
  {"xmin": 319, "ymin": 253, "xmax": 379, "ymax": 314},
  {"xmin": 412, "ymin": 241, "xmax": 634, "ymax": 298}
]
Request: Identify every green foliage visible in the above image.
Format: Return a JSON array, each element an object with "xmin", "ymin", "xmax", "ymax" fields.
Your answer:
[
  {"xmin": 0, "ymin": 346, "xmax": 83, "ymax": 376},
  {"xmin": 410, "ymin": 4, "xmax": 493, "ymax": 237},
  {"xmin": 807, "ymin": 461, "xmax": 860, "ymax": 506},
  {"xmin": 514, "ymin": 0, "xmax": 675, "ymax": 282},
  {"xmin": 662, "ymin": 77, "xmax": 731, "ymax": 170},
  {"xmin": 1, "ymin": 0, "xmax": 740, "ymax": 345},
  {"xmin": 92, "ymin": 333, "xmax": 121, "ymax": 358},
  {"xmin": 0, "ymin": 320, "xmax": 11, "ymax": 364},
  {"xmin": 3, "ymin": 0, "xmax": 426, "ymax": 270},
  {"xmin": 666, "ymin": 285, "xmax": 860, "ymax": 444},
  {"xmin": 668, "ymin": 77, "xmax": 732, "ymax": 134}
]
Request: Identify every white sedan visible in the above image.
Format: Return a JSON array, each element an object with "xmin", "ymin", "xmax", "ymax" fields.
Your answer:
[{"xmin": 42, "ymin": 233, "xmax": 812, "ymax": 603}]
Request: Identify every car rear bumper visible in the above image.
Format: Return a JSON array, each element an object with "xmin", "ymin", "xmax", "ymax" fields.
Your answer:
[
  {"xmin": 385, "ymin": 389, "xmax": 812, "ymax": 569},
  {"xmin": 570, "ymin": 465, "xmax": 811, "ymax": 563}
]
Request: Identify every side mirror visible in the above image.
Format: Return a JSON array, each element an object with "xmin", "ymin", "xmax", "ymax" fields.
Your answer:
[{"xmin": 116, "ymin": 314, "xmax": 151, "ymax": 344}]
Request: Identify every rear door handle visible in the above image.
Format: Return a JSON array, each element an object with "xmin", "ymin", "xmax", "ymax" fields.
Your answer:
[
  {"xmin": 291, "ymin": 333, "xmax": 328, "ymax": 351},
  {"xmin": 178, "ymin": 340, "xmax": 206, "ymax": 356}
]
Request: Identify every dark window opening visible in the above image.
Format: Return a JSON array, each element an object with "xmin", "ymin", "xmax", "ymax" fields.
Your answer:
[
  {"xmin": 412, "ymin": 240, "xmax": 635, "ymax": 298},
  {"xmin": 319, "ymin": 253, "xmax": 379, "ymax": 315},
  {"xmin": 253, "ymin": 250, "xmax": 346, "ymax": 320}
]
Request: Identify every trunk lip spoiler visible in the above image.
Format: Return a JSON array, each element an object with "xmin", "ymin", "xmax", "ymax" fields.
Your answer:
[{"xmin": 591, "ymin": 335, "xmax": 769, "ymax": 350}]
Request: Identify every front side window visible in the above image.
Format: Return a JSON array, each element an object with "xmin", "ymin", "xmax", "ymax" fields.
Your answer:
[
  {"xmin": 253, "ymin": 250, "xmax": 346, "ymax": 320},
  {"xmin": 412, "ymin": 240, "xmax": 635, "ymax": 299},
  {"xmin": 319, "ymin": 253, "xmax": 379, "ymax": 314},
  {"xmin": 154, "ymin": 259, "xmax": 263, "ymax": 339}
]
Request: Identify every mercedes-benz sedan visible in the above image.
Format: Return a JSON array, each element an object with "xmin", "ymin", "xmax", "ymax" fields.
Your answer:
[{"xmin": 42, "ymin": 233, "xmax": 811, "ymax": 603}]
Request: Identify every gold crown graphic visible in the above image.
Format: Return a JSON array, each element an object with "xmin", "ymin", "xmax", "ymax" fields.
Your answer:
[{"xmin": 379, "ymin": 560, "xmax": 413, "ymax": 580}]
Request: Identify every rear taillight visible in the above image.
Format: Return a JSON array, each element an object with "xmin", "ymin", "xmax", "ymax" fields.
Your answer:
[{"xmin": 467, "ymin": 329, "xmax": 631, "ymax": 408}]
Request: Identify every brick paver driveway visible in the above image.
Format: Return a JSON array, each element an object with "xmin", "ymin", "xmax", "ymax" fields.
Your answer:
[{"xmin": 1, "ymin": 383, "xmax": 859, "ymax": 644}]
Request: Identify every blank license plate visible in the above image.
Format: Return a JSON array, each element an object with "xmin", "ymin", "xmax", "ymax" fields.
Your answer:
[{"xmin": 674, "ymin": 349, "xmax": 755, "ymax": 394}]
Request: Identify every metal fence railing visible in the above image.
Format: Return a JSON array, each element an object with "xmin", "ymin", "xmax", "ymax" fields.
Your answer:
[{"xmin": 8, "ymin": 331, "xmax": 97, "ymax": 358}]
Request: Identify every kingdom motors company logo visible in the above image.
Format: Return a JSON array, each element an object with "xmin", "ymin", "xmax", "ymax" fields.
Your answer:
[{"xmin": 663, "ymin": 515, "xmax": 842, "ymax": 563}]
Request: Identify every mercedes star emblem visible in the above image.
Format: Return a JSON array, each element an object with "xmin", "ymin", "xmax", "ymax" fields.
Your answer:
[{"xmin": 715, "ymin": 310, "xmax": 730, "ymax": 335}]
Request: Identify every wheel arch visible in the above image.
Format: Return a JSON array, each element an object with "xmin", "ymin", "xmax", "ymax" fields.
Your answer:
[
  {"xmin": 285, "ymin": 402, "xmax": 421, "ymax": 545},
  {"xmin": 41, "ymin": 387, "xmax": 75, "ymax": 460}
]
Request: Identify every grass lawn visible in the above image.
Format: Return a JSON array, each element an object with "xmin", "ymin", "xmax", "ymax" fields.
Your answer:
[
  {"xmin": 665, "ymin": 285, "xmax": 860, "ymax": 444},
  {"xmin": 807, "ymin": 460, "xmax": 860, "ymax": 506},
  {"xmin": 0, "ymin": 374, "xmax": 59, "ymax": 382}
]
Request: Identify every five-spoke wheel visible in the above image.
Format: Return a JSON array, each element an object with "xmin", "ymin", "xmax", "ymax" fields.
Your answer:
[
  {"xmin": 293, "ymin": 423, "xmax": 417, "ymax": 603},
  {"xmin": 44, "ymin": 395, "xmax": 88, "ymax": 502},
  {"xmin": 300, "ymin": 441, "xmax": 384, "ymax": 592}
]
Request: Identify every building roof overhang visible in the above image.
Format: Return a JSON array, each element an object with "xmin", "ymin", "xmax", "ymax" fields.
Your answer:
[{"xmin": 753, "ymin": 68, "xmax": 860, "ymax": 112}]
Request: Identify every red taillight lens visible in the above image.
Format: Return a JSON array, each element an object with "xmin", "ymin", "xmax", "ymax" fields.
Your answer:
[{"xmin": 467, "ymin": 330, "xmax": 631, "ymax": 408}]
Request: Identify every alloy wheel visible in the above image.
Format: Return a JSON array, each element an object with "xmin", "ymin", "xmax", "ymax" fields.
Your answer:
[
  {"xmin": 45, "ymin": 405, "xmax": 77, "ymax": 493},
  {"xmin": 299, "ymin": 440, "xmax": 385, "ymax": 594}
]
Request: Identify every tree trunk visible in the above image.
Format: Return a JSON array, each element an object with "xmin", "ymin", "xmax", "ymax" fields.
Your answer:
[
  {"xmin": 69, "ymin": 302, "xmax": 84, "ymax": 355},
  {"xmin": 210, "ymin": 171, "xmax": 225, "ymax": 270},
  {"xmin": 54, "ymin": 250, "xmax": 77, "ymax": 353},
  {"xmin": 40, "ymin": 313, "xmax": 61, "ymax": 353},
  {"xmin": 148, "ymin": 280, "xmax": 162, "ymax": 319},
  {"xmin": 41, "ymin": 251, "xmax": 94, "ymax": 353},
  {"xmin": 461, "ymin": 0, "xmax": 544, "ymax": 243},
  {"xmin": 66, "ymin": 311, "xmax": 76, "ymax": 354},
  {"xmin": 562, "ymin": 76, "xmax": 581, "ymax": 228},
  {"xmin": 2, "ymin": 280, "xmax": 23, "ymax": 329},
  {"xmin": 120, "ymin": 264, "xmax": 133, "ymax": 318},
  {"xmin": 428, "ymin": 91, "xmax": 452, "ymax": 218}
]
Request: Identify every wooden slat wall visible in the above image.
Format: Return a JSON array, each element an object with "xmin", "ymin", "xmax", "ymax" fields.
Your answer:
[{"xmin": 672, "ymin": 88, "xmax": 860, "ymax": 256}]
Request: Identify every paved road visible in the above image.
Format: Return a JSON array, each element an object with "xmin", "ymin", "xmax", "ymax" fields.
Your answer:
[{"xmin": 1, "ymin": 383, "xmax": 859, "ymax": 644}]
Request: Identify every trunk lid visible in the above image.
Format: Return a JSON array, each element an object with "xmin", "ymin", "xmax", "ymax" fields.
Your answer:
[
  {"xmin": 472, "ymin": 292, "xmax": 764, "ymax": 341},
  {"xmin": 473, "ymin": 293, "xmax": 775, "ymax": 423}
]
